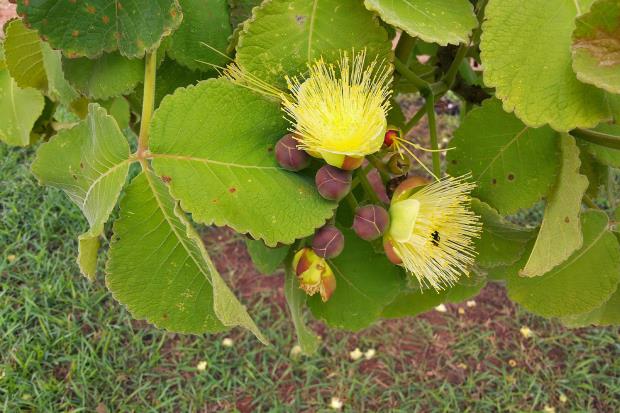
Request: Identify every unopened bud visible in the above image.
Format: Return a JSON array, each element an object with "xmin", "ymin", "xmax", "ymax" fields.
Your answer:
[
  {"xmin": 320, "ymin": 152, "xmax": 364, "ymax": 171},
  {"xmin": 383, "ymin": 125, "xmax": 402, "ymax": 148},
  {"xmin": 292, "ymin": 248, "xmax": 337, "ymax": 302},
  {"xmin": 392, "ymin": 176, "xmax": 430, "ymax": 202},
  {"xmin": 275, "ymin": 133, "xmax": 310, "ymax": 171},
  {"xmin": 353, "ymin": 205, "xmax": 390, "ymax": 241},
  {"xmin": 312, "ymin": 225, "xmax": 345, "ymax": 258},
  {"xmin": 315, "ymin": 165, "xmax": 352, "ymax": 201},
  {"xmin": 387, "ymin": 154, "xmax": 411, "ymax": 175}
]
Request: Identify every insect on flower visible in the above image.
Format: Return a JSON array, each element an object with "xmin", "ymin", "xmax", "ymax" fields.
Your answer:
[{"xmin": 383, "ymin": 175, "xmax": 482, "ymax": 291}]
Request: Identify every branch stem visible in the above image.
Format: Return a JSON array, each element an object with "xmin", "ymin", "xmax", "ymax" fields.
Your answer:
[
  {"xmin": 426, "ymin": 94, "xmax": 441, "ymax": 178},
  {"xmin": 137, "ymin": 51, "xmax": 158, "ymax": 157},
  {"xmin": 571, "ymin": 128, "xmax": 620, "ymax": 151}
]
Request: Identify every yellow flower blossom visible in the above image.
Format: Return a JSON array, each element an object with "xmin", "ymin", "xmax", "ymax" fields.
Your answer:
[{"xmin": 383, "ymin": 175, "xmax": 482, "ymax": 290}]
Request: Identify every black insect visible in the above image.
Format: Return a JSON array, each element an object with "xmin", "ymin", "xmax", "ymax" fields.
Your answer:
[{"xmin": 430, "ymin": 230, "xmax": 441, "ymax": 247}]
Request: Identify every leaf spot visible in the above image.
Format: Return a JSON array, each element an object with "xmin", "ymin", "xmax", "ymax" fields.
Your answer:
[
  {"xmin": 507, "ymin": 173, "xmax": 515, "ymax": 181},
  {"xmin": 161, "ymin": 175, "xmax": 172, "ymax": 183},
  {"xmin": 229, "ymin": 187, "xmax": 237, "ymax": 193},
  {"xmin": 102, "ymin": 15, "xmax": 110, "ymax": 25},
  {"xmin": 86, "ymin": 5, "xmax": 96, "ymax": 14}
]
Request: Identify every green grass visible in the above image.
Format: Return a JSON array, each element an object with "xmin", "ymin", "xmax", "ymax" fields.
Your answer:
[{"xmin": 1, "ymin": 145, "xmax": 619, "ymax": 412}]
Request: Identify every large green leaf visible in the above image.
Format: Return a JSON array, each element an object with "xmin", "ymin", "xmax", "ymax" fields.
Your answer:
[
  {"xmin": 480, "ymin": 0, "xmax": 611, "ymax": 131},
  {"xmin": 447, "ymin": 99, "xmax": 561, "ymax": 214},
  {"xmin": 0, "ymin": 64, "xmax": 45, "ymax": 146},
  {"xmin": 285, "ymin": 270, "xmax": 320, "ymax": 355},
  {"xmin": 561, "ymin": 286, "xmax": 620, "ymax": 327},
  {"xmin": 32, "ymin": 104, "xmax": 130, "ymax": 276},
  {"xmin": 572, "ymin": 0, "xmax": 620, "ymax": 94},
  {"xmin": 167, "ymin": 0, "xmax": 232, "ymax": 71},
  {"xmin": 235, "ymin": 0, "xmax": 391, "ymax": 87},
  {"xmin": 149, "ymin": 78, "xmax": 336, "ymax": 246},
  {"xmin": 32, "ymin": 104, "xmax": 130, "ymax": 235},
  {"xmin": 62, "ymin": 53, "xmax": 144, "ymax": 100},
  {"xmin": 506, "ymin": 211, "xmax": 620, "ymax": 318},
  {"xmin": 246, "ymin": 239, "xmax": 290, "ymax": 275},
  {"xmin": 472, "ymin": 199, "xmax": 533, "ymax": 269},
  {"xmin": 17, "ymin": 0, "xmax": 182, "ymax": 58},
  {"xmin": 4, "ymin": 19, "xmax": 47, "ymax": 89},
  {"xmin": 521, "ymin": 135, "xmax": 589, "ymax": 277},
  {"xmin": 4, "ymin": 19, "xmax": 78, "ymax": 105},
  {"xmin": 107, "ymin": 171, "xmax": 267, "ymax": 342},
  {"xmin": 363, "ymin": 0, "xmax": 477, "ymax": 46},
  {"xmin": 308, "ymin": 228, "xmax": 404, "ymax": 331}
]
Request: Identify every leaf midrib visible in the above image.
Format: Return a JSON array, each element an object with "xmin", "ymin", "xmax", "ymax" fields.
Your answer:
[{"xmin": 150, "ymin": 153, "xmax": 280, "ymax": 170}]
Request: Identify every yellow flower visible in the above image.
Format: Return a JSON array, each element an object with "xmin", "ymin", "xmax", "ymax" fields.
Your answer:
[
  {"xmin": 282, "ymin": 51, "xmax": 392, "ymax": 169},
  {"xmin": 383, "ymin": 175, "xmax": 482, "ymax": 290},
  {"xmin": 292, "ymin": 248, "xmax": 337, "ymax": 302}
]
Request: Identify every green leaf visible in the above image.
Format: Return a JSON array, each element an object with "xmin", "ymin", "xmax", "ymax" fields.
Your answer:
[
  {"xmin": 472, "ymin": 199, "xmax": 534, "ymax": 269},
  {"xmin": 17, "ymin": 0, "xmax": 183, "ymax": 58},
  {"xmin": 4, "ymin": 19, "xmax": 78, "ymax": 105},
  {"xmin": 78, "ymin": 234, "xmax": 100, "ymax": 281},
  {"xmin": 447, "ymin": 99, "xmax": 561, "ymax": 214},
  {"xmin": 308, "ymin": 228, "xmax": 404, "ymax": 331},
  {"xmin": 506, "ymin": 211, "xmax": 620, "ymax": 318},
  {"xmin": 285, "ymin": 270, "xmax": 320, "ymax": 355},
  {"xmin": 62, "ymin": 53, "xmax": 144, "ymax": 100},
  {"xmin": 382, "ymin": 276, "xmax": 485, "ymax": 319},
  {"xmin": 149, "ymin": 78, "xmax": 336, "ymax": 246},
  {"xmin": 521, "ymin": 135, "xmax": 589, "ymax": 277},
  {"xmin": 100, "ymin": 97, "xmax": 131, "ymax": 129},
  {"xmin": 572, "ymin": 0, "xmax": 620, "ymax": 94},
  {"xmin": 167, "ymin": 0, "xmax": 232, "ymax": 71},
  {"xmin": 578, "ymin": 146, "xmax": 608, "ymax": 199},
  {"xmin": 4, "ymin": 19, "xmax": 47, "ymax": 89},
  {"xmin": 245, "ymin": 239, "xmax": 290, "ymax": 275},
  {"xmin": 561, "ymin": 286, "xmax": 620, "ymax": 327},
  {"xmin": 235, "ymin": 0, "xmax": 391, "ymax": 87},
  {"xmin": 32, "ymin": 103, "xmax": 130, "ymax": 236},
  {"xmin": 0, "ymin": 71, "xmax": 45, "ymax": 147},
  {"xmin": 363, "ymin": 0, "xmax": 477, "ymax": 46},
  {"xmin": 480, "ymin": 0, "xmax": 611, "ymax": 131},
  {"xmin": 107, "ymin": 170, "xmax": 267, "ymax": 342}
]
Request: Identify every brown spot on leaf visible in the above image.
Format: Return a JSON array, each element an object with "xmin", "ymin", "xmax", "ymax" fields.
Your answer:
[
  {"xmin": 229, "ymin": 187, "xmax": 237, "ymax": 193},
  {"xmin": 80, "ymin": 162, "xmax": 84, "ymax": 169},
  {"xmin": 507, "ymin": 173, "xmax": 515, "ymax": 181},
  {"xmin": 71, "ymin": 30, "xmax": 79, "ymax": 38},
  {"xmin": 86, "ymin": 5, "xmax": 96, "ymax": 14},
  {"xmin": 574, "ymin": 27, "xmax": 620, "ymax": 68},
  {"xmin": 161, "ymin": 175, "xmax": 171, "ymax": 183},
  {"xmin": 564, "ymin": 217, "xmax": 570, "ymax": 223},
  {"xmin": 295, "ymin": 15, "xmax": 307, "ymax": 25},
  {"xmin": 491, "ymin": 178, "xmax": 497, "ymax": 185},
  {"xmin": 170, "ymin": 8, "xmax": 178, "ymax": 18},
  {"xmin": 451, "ymin": 159, "xmax": 457, "ymax": 165},
  {"xmin": 116, "ymin": 2, "xmax": 123, "ymax": 10},
  {"xmin": 102, "ymin": 15, "xmax": 110, "ymax": 24},
  {"xmin": 114, "ymin": 32, "xmax": 121, "ymax": 40}
]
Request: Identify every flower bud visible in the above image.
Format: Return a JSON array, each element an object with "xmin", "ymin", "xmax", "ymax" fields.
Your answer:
[
  {"xmin": 275, "ymin": 133, "xmax": 311, "ymax": 171},
  {"xmin": 312, "ymin": 225, "xmax": 345, "ymax": 258},
  {"xmin": 315, "ymin": 165, "xmax": 352, "ymax": 201},
  {"xmin": 392, "ymin": 176, "xmax": 430, "ymax": 202},
  {"xmin": 320, "ymin": 152, "xmax": 365, "ymax": 171},
  {"xmin": 292, "ymin": 248, "xmax": 337, "ymax": 302},
  {"xmin": 387, "ymin": 154, "xmax": 411, "ymax": 175},
  {"xmin": 383, "ymin": 125, "xmax": 402, "ymax": 148},
  {"xmin": 353, "ymin": 205, "xmax": 390, "ymax": 241}
]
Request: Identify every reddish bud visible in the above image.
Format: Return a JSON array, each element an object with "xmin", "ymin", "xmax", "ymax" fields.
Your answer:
[
  {"xmin": 312, "ymin": 225, "xmax": 345, "ymax": 258},
  {"xmin": 353, "ymin": 205, "xmax": 390, "ymax": 241},
  {"xmin": 392, "ymin": 176, "xmax": 430, "ymax": 202},
  {"xmin": 383, "ymin": 126, "xmax": 401, "ymax": 147},
  {"xmin": 275, "ymin": 133, "xmax": 310, "ymax": 171},
  {"xmin": 315, "ymin": 165, "xmax": 352, "ymax": 201}
]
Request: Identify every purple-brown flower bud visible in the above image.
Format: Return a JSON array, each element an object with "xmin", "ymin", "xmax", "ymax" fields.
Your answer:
[
  {"xmin": 312, "ymin": 225, "xmax": 345, "ymax": 258},
  {"xmin": 353, "ymin": 205, "xmax": 390, "ymax": 241},
  {"xmin": 315, "ymin": 165, "xmax": 352, "ymax": 201},
  {"xmin": 292, "ymin": 248, "xmax": 337, "ymax": 302},
  {"xmin": 275, "ymin": 133, "xmax": 310, "ymax": 171}
]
